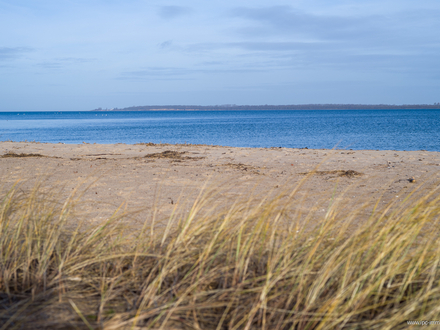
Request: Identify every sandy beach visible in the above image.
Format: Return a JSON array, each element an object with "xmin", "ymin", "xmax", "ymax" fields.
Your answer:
[
  {"xmin": 2, "ymin": 141, "xmax": 440, "ymax": 329},
  {"xmin": 1, "ymin": 141, "xmax": 439, "ymax": 226}
]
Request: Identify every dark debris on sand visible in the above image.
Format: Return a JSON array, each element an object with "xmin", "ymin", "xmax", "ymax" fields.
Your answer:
[
  {"xmin": 300, "ymin": 170, "xmax": 363, "ymax": 177},
  {"xmin": 142, "ymin": 150, "xmax": 204, "ymax": 161},
  {"xmin": 1, "ymin": 152, "xmax": 50, "ymax": 158}
]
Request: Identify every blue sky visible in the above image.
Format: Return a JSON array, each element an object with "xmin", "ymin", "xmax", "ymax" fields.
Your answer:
[{"xmin": 1, "ymin": 0, "xmax": 439, "ymax": 110}]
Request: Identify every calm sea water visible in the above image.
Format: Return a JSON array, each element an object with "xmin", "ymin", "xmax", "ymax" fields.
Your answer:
[{"xmin": 1, "ymin": 110, "xmax": 439, "ymax": 151}]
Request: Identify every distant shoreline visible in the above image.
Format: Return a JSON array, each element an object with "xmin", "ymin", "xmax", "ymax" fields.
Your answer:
[{"xmin": 91, "ymin": 104, "xmax": 440, "ymax": 111}]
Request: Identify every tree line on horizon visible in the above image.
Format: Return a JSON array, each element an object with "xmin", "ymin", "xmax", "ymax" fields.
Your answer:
[{"xmin": 92, "ymin": 103, "xmax": 440, "ymax": 111}]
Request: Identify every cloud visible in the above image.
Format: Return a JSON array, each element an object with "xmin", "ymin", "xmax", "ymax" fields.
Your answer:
[
  {"xmin": 124, "ymin": 67, "xmax": 191, "ymax": 76},
  {"xmin": 0, "ymin": 47, "xmax": 32, "ymax": 61},
  {"xmin": 230, "ymin": 6, "xmax": 440, "ymax": 51},
  {"xmin": 36, "ymin": 57, "xmax": 95, "ymax": 69},
  {"xmin": 186, "ymin": 41, "xmax": 332, "ymax": 52},
  {"xmin": 173, "ymin": 38, "xmax": 440, "ymax": 80},
  {"xmin": 37, "ymin": 62, "xmax": 64, "ymax": 69},
  {"xmin": 230, "ymin": 6, "xmax": 379, "ymax": 41},
  {"xmin": 119, "ymin": 67, "xmax": 193, "ymax": 80},
  {"xmin": 118, "ymin": 65, "xmax": 268, "ymax": 81},
  {"xmin": 158, "ymin": 40, "xmax": 173, "ymax": 49},
  {"xmin": 221, "ymin": 5, "xmax": 440, "ymax": 79},
  {"xmin": 200, "ymin": 61, "xmax": 224, "ymax": 66},
  {"xmin": 158, "ymin": 6, "xmax": 192, "ymax": 19}
]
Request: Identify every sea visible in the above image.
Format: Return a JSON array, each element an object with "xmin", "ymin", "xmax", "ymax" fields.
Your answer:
[{"xmin": 1, "ymin": 110, "xmax": 439, "ymax": 151}]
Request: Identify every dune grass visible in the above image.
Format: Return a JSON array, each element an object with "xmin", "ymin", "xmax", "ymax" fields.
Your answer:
[{"xmin": 1, "ymin": 177, "xmax": 440, "ymax": 329}]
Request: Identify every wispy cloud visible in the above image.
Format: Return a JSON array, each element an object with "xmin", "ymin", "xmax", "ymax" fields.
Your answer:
[
  {"xmin": 118, "ymin": 65, "xmax": 268, "ymax": 81},
  {"xmin": 36, "ymin": 57, "xmax": 95, "ymax": 69},
  {"xmin": 123, "ymin": 67, "xmax": 192, "ymax": 76},
  {"xmin": 230, "ymin": 6, "xmax": 440, "ymax": 49},
  {"xmin": 158, "ymin": 40, "xmax": 173, "ymax": 49},
  {"xmin": 0, "ymin": 47, "xmax": 32, "ymax": 61},
  {"xmin": 118, "ymin": 67, "xmax": 194, "ymax": 80},
  {"xmin": 158, "ymin": 6, "xmax": 192, "ymax": 19},
  {"xmin": 184, "ymin": 41, "xmax": 332, "ymax": 53},
  {"xmin": 230, "ymin": 6, "xmax": 382, "ymax": 41}
]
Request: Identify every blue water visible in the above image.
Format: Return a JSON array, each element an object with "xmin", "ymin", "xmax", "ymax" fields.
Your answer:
[{"xmin": 1, "ymin": 110, "xmax": 439, "ymax": 151}]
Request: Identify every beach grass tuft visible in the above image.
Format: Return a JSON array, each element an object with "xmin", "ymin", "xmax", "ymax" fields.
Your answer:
[{"xmin": 1, "ymin": 178, "xmax": 440, "ymax": 329}]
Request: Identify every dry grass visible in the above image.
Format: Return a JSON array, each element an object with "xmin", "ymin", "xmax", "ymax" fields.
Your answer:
[
  {"xmin": 1, "ymin": 152, "xmax": 48, "ymax": 158},
  {"xmin": 1, "ymin": 176, "xmax": 440, "ymax": 329}
]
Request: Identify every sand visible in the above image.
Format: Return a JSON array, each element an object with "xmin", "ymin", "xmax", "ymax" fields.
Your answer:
[{"xmin": 1, "ymin": 141, "xmax": 439, "ymax": 227}]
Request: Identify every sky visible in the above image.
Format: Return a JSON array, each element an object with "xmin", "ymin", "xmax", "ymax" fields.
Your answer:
[{"xmin": 1, "ymin": 0, "xmax": 440, "ymax": 111}]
